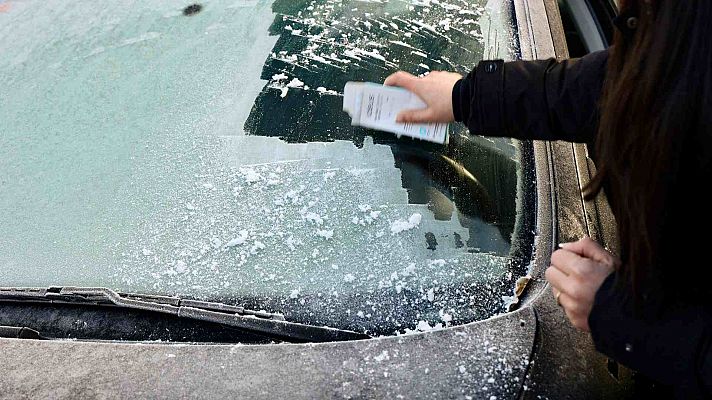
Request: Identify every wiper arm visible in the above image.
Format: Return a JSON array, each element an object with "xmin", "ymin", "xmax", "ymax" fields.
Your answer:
[{"xmin": 0, "ymin": 287, "xmax": 371, "ymax": 343}]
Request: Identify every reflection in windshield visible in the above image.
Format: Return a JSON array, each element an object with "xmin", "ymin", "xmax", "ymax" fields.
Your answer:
[{"xmin": 0, "ymin": 0, "xmax": 531, "ymax": 336}]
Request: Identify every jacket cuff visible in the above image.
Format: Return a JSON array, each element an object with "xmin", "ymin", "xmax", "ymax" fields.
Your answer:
[
  {"xmin": 474, "ymin": 60, "xmax": 505, "ymax": 133},
  {"xmin": 453, "ymin": 60, "xmax": 505, "ymax": 133},
  {"xmin": 703, "ymin": 336, "xmax": 712, "ymax": 396},
  {"xmin": 588, "ymin": 273, "xmax": 711, "ymax": 390},
  {"xmin": 588, "ymin": 274, "xmax": 651, "ymax": 376},
  {"xmin": 452, "ymin": 78, "xmax": 468, "ymax": 123}
]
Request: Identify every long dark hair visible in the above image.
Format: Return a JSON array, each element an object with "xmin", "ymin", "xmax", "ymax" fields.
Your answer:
[{"xmin": 584, "ymin": 0, "xmax": 712, "ymax": 299}]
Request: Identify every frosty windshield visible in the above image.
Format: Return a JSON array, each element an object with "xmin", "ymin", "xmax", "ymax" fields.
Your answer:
[{"xmin": 0, "ymin": 0, "xmax": 532, "ymax": 336}]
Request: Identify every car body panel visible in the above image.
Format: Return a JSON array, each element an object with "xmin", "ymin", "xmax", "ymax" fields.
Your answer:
[{"xmin": 0, "ymin": 309, "xmax": 535, "ymax": 399}]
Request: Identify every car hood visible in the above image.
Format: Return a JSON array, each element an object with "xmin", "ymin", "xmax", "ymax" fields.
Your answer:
[{"xmin": 0, "ymin": 308, "xmax": 535, "ymax": 399}]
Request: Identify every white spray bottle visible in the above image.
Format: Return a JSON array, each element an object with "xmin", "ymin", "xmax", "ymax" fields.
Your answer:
[{"xmin": 342, "ymin": 82, "xmax": 449, "ymax": 145}]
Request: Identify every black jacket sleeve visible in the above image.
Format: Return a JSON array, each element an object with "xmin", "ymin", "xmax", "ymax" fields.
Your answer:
[
  {"xmin": 588, "ymin": 274, "xmax": 712, "ymax": 398},
  {"xmin": 452, "ymin": 49, "xmax": 609, "ymax": 143}
]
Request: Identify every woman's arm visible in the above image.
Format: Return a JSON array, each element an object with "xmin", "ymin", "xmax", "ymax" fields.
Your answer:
[
  {"xmin": 589, "ymin": 276, "xmax": 712, "ymax": 397},
  {"xmin": 453, "ymin": 49, "xmax": 609, "ymax": 143},
  {"xmin": 385, "ymin": 49, "xmax": 610, "ymax": 143}
]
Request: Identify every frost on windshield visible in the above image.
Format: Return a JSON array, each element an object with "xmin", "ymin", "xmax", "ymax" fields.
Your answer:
[
  {"xmin": 116, "ymin": 136, "xmax": 517, "ymax": 335},
  {"xmin": 1, "ymin": 0, "xmax": 529, "ymax": 337},
  {"xmin": 246, "ymin": 0, "xmax": 517, "ymax": 145},
  {"xmin": 112, "ymin": 0, "xmax": 525, "ymax": 336}
]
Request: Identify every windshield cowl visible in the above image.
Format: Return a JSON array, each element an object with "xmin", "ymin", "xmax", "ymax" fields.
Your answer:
[{"xmin": 0, "ymin": 287, "xmax": 370, "ymax": 343}]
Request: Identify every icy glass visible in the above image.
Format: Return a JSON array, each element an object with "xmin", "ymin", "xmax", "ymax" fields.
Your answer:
[{"xmin": 0, "ymin": 0, "xmax": 530, "ymax": 336}]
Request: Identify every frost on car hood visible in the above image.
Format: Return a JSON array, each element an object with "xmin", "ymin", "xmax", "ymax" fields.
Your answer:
[{"xmin": 0, "ymin": 0, "xmax": 524, "ymax": 336}]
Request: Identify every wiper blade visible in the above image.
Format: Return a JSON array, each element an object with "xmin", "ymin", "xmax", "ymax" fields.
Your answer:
[
  {"xmin": 0, "ymin": 287, "xmax": 371, "ymax": 343},
  {"xmin": 0, "ymin": 326, "xmax": 47, "ymax": 340}
]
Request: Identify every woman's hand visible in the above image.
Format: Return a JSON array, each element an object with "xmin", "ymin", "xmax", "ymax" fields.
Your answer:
[
  {"xmin": 545, "ymin": 237, "xmax": 620, "ymax": 332},
  {"xmin": 383, "ymin": 71, "xmax": 463, "ymax": 123}
]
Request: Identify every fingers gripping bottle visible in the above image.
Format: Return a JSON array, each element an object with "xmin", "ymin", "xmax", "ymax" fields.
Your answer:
[{"xmin": 342, "ymin": 82, "xmax": 449, "ymax": 145}]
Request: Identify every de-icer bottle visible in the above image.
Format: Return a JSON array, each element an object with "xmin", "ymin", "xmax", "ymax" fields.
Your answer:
[{"xmin": 342, "ymin": 82, "xmax": 449, "ymax": 145}]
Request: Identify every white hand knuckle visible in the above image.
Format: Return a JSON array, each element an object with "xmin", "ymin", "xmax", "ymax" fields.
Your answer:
[
  {"xmin": 583, "ymin": 263, "xmax": 596, "ymax": 274},
  {"xmin": 545, "ymin": 267, "xmax": 557, "ymax": 280}
]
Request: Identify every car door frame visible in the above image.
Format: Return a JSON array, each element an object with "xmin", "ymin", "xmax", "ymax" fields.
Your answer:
[{"xmin": 514, "ymin": 0, "xmax": 634, "ymax": 398}]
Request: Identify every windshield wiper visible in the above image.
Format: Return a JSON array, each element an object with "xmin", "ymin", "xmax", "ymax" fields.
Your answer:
[
  {"xmin": 0, "ymin": 287, "xmax": 371, "ymax": 343},
  {"xmin": 0, "ymin": 326, "xmax": 47, "ymax": 340}
]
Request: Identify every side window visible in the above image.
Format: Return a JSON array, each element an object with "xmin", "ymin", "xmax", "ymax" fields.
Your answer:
[{"xmin": 558, "ymin": 0, "xmax": 616, "ymax": 57}]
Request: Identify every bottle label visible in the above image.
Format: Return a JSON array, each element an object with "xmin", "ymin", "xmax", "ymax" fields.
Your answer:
[{"xmin": 343, "ymin": 82, "xmax": 448, "ymax": 144}]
